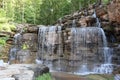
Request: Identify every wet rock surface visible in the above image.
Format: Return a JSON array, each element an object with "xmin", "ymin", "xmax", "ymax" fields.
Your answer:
[
  {"xmin": 13, "ymin": 50, "xmax": 36, "ymax": 63},
  {"xmin": 8, "ymin": 24, "xmax": 38, "ymax": 63},
  {"xmin": 112, "ymin": 47, "xmax": 120, "ymax": 64}
]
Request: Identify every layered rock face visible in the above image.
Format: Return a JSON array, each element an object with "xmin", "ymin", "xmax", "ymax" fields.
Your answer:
[
  {"xmin": 6, "ymin": 0, "xmax": 120, "ymax": 74},
  {"xmin": 55, "ymin": 0, "xmax": 120, "ymax": 43},
  {"xmin": 8, "ymin": 24, "xmax": 38, "ymax": 64}
]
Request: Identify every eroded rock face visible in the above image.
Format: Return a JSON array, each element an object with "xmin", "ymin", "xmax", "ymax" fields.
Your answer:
[
  {"xmin": 8, "ymin": 25, "xmax": 38, "ymax": 64},
  {"xmin": 6, "ymin": 1, "xmax": 120, "ymax": 73},
  {"xmin": 23, "ymin": 33, "xmax": 37, "ymax": 52},
  {"xmin": 108, "ymin": 0, "xmax": 120, "ymax": 23},
  {"xmin": 112, "ymin": 47, "xmax": 120, "ymax": 64},
  {"xmin": 16, "ymin": 50, "xmax": 36, "ymax": 63},
  {"xmin": 27, "ymin": 26, "xmax": 38, "ymax": 33}
]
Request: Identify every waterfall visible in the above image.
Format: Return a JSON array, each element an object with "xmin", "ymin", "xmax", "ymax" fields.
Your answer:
[
  {"xmin": 70, "ymin": 27, "xmax": 113, "ymax": 74},
  {"xmin": 9, "ymin": 32, "xmax": 22, "ymax": 64},
  {"xmin": 90, "ymin": 10, "xmax": 114, "ymax": 74},
  {"xmin": 93, "ymin": 47, "xmax": 113, "ymax": 74},
  {"xmin": 37, "ymin": 11, "xmax": 113, "ymax": 74},
  {"xmin": 37, "ymin": 26, "xmax": 113, "ymax": 74},
  {"xmin": 37, "ymin": 25, "xmax": 63, "ymax": 71}
]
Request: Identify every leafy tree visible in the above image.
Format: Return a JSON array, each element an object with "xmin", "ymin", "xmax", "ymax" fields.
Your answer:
[{"xmin": 0, "ymin": 0, "xmax": 111, "ymax": 25}]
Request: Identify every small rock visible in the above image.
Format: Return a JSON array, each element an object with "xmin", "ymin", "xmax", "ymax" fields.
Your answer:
[{"xmin": 33, "ymin": 64, "xmax": 49, "ymax": 77}]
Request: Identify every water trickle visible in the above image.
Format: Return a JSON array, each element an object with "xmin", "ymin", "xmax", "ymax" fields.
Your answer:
[
  {"xmin": 72, "ymin": 20, "xmax": 76, "ymax": 28},
  {"xmin": 92, "ymin": 10, "xmax": 101, "ymax": 28},
  {"xmin": 9, "ymin": 31, "xmax": 22, "ymax": 64},
  {"xmin": 0, "ymin": 60, "xmax": 4, "ymax": 66}
]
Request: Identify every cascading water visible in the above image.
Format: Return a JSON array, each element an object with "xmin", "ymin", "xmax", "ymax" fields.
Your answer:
[
  {"xmin": 70, "ymin": 27, "xmax": 113, "ymax": 75},
  {"xmin": 37, "ymin": 25, "xmax": 63, "ymax": 71},
  {"xmin": 37, "ymin": 11, "xmax": 114, "ymax": 75},
  {"xmin": 92, "ymin": 10, "xmax": 101, "ymax": 28},
  {"xmin": 8, "ymin": 31, "xmax": 22, "ymax": 64},
  {"xmin": 37, "ymin": 26, "xmax": 113, "ymax": 74},
  {"xmin": 91, "ymin": 10, "xmax": 114, "ymax": 74},
  {"xmin": 93, "ymin": 47, "xmax": 113, "ymax": 74}
]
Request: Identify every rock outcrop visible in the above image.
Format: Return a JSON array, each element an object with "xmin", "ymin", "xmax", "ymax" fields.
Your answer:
[
  {"xmin": 0, "ymin": 63, "xmax": 49, "ymax": 80},
  {"xmin": 55, "ymin": 0, "xmax": 120, "ymax": 43},
  {"xmin": 3, "ymin": 0, "xmax": 120, "ymax": 75}
]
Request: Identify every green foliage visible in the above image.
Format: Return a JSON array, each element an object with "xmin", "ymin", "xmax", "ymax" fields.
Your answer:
[
  {"xmin": 0, "ymin": 39, "xmax": 6, "ymax": 46},
  {"xmin": 0, "ymin": 17, "xmax": 8, "ymax": 23},
  {"xmin": 0, "ymin": 23, "xmax": 16, "ymax": 32},
  {"xmin": 22, "ymin": 43, "xmax": 29, "ymax": 50},
  {"xmin": 0, "ymin": 37, "xmax": 8, "ymax": 46},
  {"xmin": 103, "ymin": 0, "xmax": 109, "ymax": 4},
  {"xmin": 35, "ymin": 73, "xmax": 53, "ymax": 80},
  {"xmin": 0, "ymin": 0, "xmax": 111, "ymax": 25},
  {"xmin": 9, "ymin": 24, "xmax": 16, "ymax": 31},
  {"xmin": 0, "ymin": 9, "xmax": 6, "ymax": 17}
]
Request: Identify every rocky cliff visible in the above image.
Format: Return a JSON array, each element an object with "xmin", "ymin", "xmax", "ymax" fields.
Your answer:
[{"xmin": 3, "ymin": 0, "xmax": 120, "ymax": 71}]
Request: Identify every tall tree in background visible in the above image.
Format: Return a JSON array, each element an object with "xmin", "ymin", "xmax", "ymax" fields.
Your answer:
[
  {"xmin": 39, "ymin": 0, "xmax": 74, "ymax": 25},
  {"xmin": 0, "ymin": 0, "xmax": 111, "ymax": 25}
]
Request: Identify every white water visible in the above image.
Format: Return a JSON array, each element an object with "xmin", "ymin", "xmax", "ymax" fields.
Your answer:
[
  {"xmin": 71, "ymin": 27, "xmax": 113, "ymax": 74},
  {"xmin": 93, "ymin": 47, "xmax": 113, "ymax": 74},
  {"xmin": 114, "ymin": 74, "xmax": 120, "ymax": 80},
  {"xmin": 37, "ymin": 13, "xmax": 113, "ymax": 74},
  {"xmin": 9, "ymin": 32, "xmax": 22, "ymax": 63},
  {"xmin": 37, "ymin": 25, "xmax": 63, "ymax": 71},
  {"xmin": 94, "ymin": 64, "xmax": 113, "ymax": 74},
  {"xmin": 92, "ymin": 10, "xmax": 101, "ymax": 28},
  {"xmin": 37, "ymin": 26, "xmax": 114, "ymax": 74}
]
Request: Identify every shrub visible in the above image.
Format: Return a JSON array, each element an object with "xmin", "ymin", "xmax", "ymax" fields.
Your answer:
[
  {"xmin": 0, "ymin": 23, "xmax": 16, "ymax": 32},
  {"xmin": 35, "ymin": 73, "xmax": 53, "ymax": 80},
  {"xmin": 0, "ymin": 37, "xmax": 8, "ymax": 46}
]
